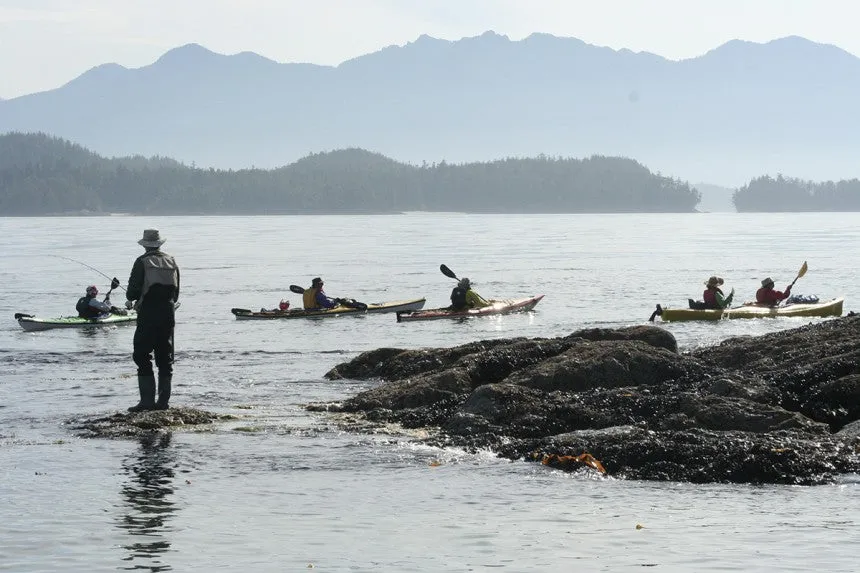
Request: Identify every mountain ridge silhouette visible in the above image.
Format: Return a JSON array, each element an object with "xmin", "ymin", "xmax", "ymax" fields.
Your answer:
[{"xmin": 2, "ymin": 32, "xmax": 857, "ymax": 186}]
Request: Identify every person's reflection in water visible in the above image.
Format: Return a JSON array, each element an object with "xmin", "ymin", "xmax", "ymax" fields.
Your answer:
[{"xmin": 118, "ymin": 432, "xmax": 176, "ymax": 572}]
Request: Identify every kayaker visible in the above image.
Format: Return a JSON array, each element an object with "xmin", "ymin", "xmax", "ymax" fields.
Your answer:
[
  {"xmin": 450, "ymin": 277, "xmax": 490, "ymax": 310},
  {"xmin": 756, "ymin": 277, "xmax": 791, "ymax": 306},
  {"xmin": 126, "ymin": 229, "xmax": 180, "ymax": 412},
  {"xmin": 303, "ymin": 277, "xmax": 338, "ymax": 310},
  {"xmin": 702, "ymin": 276, "xmax": 733, "ymax": 309},
  {"xmin": 76, "ymin": 285, "xmax": 114, "ymax": 318}
]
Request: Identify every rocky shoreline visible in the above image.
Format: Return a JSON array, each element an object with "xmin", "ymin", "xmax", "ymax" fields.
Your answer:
[{"xmin": 314, "ymin": 318, "xmax": 860, "ymax": 485}]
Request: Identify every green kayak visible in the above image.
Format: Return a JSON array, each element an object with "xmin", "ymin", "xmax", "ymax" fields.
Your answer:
[
  {"xmin": 16, "ymin": 311, "xmax": 137, "ymax": 331},
  {"xmin": 15, "ymin": 302, "xmax": 181, "ymax": 331}
]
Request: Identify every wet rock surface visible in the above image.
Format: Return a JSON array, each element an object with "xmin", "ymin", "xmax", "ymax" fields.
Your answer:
[
  {"xmin": 70, "ymin": 407, "xmax": 226, "ymax": 439},
  {"xmin": 318, "ymin": 322, "xmax": 860, "ymax": 484}
]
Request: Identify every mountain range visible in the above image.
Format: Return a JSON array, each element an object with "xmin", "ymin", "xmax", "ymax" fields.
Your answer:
[{"xmin": 2, "ymin": 32, "xmax": 859, "ymax": 186}]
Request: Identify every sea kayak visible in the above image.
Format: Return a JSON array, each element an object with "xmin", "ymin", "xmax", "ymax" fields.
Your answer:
[
  {"xmin": 16, "ymin": 311, "xmax": 137, "ymax": 332},
  {"xmin": 395, "ymin": 295, "xmax": 544, "ymax": 322},
  {"xmin": 653, "ymin": 297, "xmax": 844, "ymax": 322},
  {"xmin": 15, "ymin": 302, "xmax": 181, "ymax": 332},
  {"xmin": 231, "ymin": 298, "xmax": 426, "ymax": 320}
]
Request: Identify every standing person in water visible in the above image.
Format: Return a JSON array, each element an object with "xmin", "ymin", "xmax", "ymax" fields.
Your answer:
[{"xmin": 126, "ymin": 229, "xmax": 180, "ymax": 412}]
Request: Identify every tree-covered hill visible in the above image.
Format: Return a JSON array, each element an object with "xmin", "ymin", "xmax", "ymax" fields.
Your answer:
[
  {"xmin": 733, "ymin": 174, "xmax": 860, "ymax": 212},
  {"xmin": 0, "ymin": 133, "xmax": 701, "ymax": 215}
]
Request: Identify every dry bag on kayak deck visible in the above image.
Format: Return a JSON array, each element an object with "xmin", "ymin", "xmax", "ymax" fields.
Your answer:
[{"xmin": 786, "ymin": 294, "xmax": 819, "ymax": 305}]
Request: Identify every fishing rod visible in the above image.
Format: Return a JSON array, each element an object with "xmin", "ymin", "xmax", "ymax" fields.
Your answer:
[{"xmin": 48, "ymin": 255, "xmax": 126, "ymax": 291}]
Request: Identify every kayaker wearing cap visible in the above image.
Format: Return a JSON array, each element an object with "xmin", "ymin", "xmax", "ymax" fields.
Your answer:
[
  {"xmin": 756, "ymin": 277, "xmax": 791, "ymax": 306},
  {"xmin": 450, "ymin": 277, "xmax": 490, "ymax": 311},
  {"xmin": 702, "ymin": 276, "xmax": 734, "ymax": 309},
  {"xmin": 76, "ymin": 285, "xmax": 114, "ymax": 318},
  {"xmin": 303, "ymin": 277, "xmax": 338, "ymax": 309}
]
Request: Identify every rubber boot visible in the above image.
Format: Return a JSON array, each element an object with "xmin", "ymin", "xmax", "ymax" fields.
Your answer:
[
  {"xmin": 155, "ymin": 374, "xmax": 172, "ymax": 410},
  {"xmin": 128, "ymin": 375, "xmax": 156, "ymax": 412}
]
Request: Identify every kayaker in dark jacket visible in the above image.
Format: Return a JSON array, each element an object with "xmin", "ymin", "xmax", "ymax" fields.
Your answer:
[
  {"xmin": 450, "ymin": 278, "xmax": 490, "ymax": 310},
  {"xmin": 702, "ymin": 276, "xmax": 734, "ymax": 309},
  {"xmin": 76, "ymin": 285, "xmax": 114, "ymax": 318},
  {"xmin": 303, "ymin": 277, "xmax": 337, "ymax": 309},
  {"xmin": 756, "ymin": 277, "xmax": 791, "ymax": 306},
  {"xmin": 126, "ymin": 229, "xmax": 180, "ymax": 412}
]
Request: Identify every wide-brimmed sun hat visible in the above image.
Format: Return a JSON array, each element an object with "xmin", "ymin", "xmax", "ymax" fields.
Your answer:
[
  {"xmin": 138, "ymin": 229, "xmax": 166, "ymax": 248},
  {"xmin": 704, "ymin": 276, "xmax": 724, "ymax": 288},
  {"xmin": 312, "ymin": 277, "xmax": 324, "ymax": 287},
  {"xmin": 761, "ymin": 277, "xmax": 775, "ymax": 288}
]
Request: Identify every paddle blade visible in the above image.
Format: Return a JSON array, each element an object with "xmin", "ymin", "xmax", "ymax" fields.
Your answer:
[
  {"xmin": 231, "ymin": 308, "xmax": 251, "ymax": 315},
  {"xmin": 796, "ymin": 261, "xmax": 808, "ymax": 280},
  {"xmin": 440, "ymin": 264, "xmax": 458, "ymax": 280},
  {"xmin": 14, "ymin": 313, "xmax": 33, "ymax": 320},
  {"xmin": 289, "ymin": 285, "xmax": 305, "ymax": 294}
]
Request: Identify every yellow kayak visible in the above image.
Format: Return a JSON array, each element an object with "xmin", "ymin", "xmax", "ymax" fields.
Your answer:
[{"xmin": 654, "ymin": 297, "xmax": 844, "ymax": 322}]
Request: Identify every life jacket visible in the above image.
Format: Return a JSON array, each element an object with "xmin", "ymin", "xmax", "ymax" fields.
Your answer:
[
  {"xmin": 450, "ymin": 286, "xmax": 467, "ymax": 309},
  {"xmin": 303, "ymin": 287, "xmax": 320, "ymax": 309},
  {"xmin": 76, "ymin": 296, "xmax": 101, "ymax": 318},
  {"xmin": 702, "ymin": 287, "xmax": 723, "ymax": 309},
  {"xmin": 136, "ymin": 252, "xmax": 179, "ymax": 310}
]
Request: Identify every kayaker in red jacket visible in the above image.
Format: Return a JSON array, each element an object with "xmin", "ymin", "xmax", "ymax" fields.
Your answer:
[
  {"xmin": 702, "ymin": 276, "xmax": 733, "ymax": 309},
  {"xmin": 756, "ymin": 277, "xmax": 791, "ymax": 305}
]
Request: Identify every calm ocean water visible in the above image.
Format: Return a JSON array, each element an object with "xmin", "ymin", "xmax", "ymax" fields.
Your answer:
[{"xmin": 1, "ymin": 213, "xmax": 858, "ymax": 572}]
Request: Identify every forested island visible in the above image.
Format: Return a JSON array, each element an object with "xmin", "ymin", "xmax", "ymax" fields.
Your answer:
[
  {"xmin": 0, "ymin": 133, "xmax": 701, "ymax": 215},
  {"xmin": 733, "ymin": 175, "xmax": 860, "ymax": 212}
]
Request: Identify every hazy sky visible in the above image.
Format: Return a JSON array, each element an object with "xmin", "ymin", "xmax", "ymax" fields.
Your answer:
[{"xmin": 1, "ymin": 0, "xmax": 857, "ymax": 99}]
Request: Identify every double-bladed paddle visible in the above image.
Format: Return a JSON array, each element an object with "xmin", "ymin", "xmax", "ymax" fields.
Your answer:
[
  {"xmin": 778, "ymin": 261, "xmax": 808, "ymax": 307},
  {"xmin": 440, "ymin": 264, "xmax": 458, "ymax": 280},
  {"xmin": 789, "ymin": 261, "xmax": 808, "ymax": 289}
]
